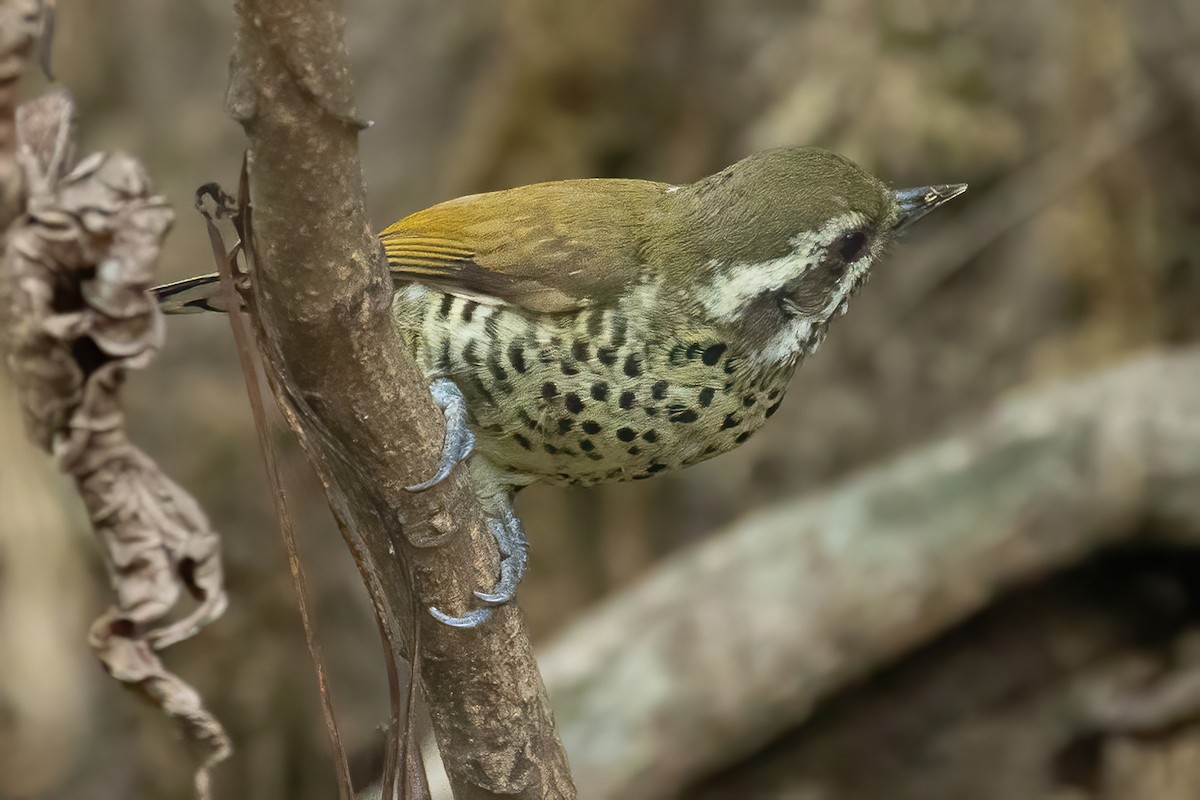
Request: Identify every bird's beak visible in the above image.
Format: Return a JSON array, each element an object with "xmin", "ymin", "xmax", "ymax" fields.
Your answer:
[{"xmin": 891, "ymin": 184, "xmax": 968, "ymax": 234}]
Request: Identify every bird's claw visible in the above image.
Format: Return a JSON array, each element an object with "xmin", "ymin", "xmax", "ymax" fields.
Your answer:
[
  {"xmin": 428, "ymin": 605, "xmax": 494, "ymax": 629},
  {"xmin": 473, "ymin": 510, "xmax": 528, "ymax": 605},
  {"xmin": 411, "ymin": 380, "xmax": 526, "ymax": 629},
  {"xmin": 406, "ymin": 378, "xmax": 475, "ymax": 492},
  {"xmin": 429, "ymin": 504, "xmax": 528, "ymax": 628}
]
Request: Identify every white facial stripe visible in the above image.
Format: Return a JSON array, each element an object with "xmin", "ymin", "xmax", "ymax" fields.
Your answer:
[
  {"xmin": 701, "ymin": 211, "xmax": 868, "ymax": 323},
  {"xmin": 702, "ymin": 251, "xmax": 810, "ymax": 323}
]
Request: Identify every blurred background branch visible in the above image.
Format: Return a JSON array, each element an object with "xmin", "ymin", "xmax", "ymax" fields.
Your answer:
[{"xmin": 537, "ymin": 348, "xmax": 1200, "ymax": 799}]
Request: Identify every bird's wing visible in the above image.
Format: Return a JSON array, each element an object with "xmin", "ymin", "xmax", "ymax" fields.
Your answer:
[{"xmin": 379, "ymin": 179, "xmax": 668, "ymax": 314}]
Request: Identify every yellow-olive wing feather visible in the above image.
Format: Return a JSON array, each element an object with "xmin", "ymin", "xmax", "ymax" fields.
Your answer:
[{"xmin": 379, "ymin": 179, "xmax": 668, "ymax": 314}]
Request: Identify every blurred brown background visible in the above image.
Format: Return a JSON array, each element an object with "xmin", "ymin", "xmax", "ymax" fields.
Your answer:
[{"xmin": 2, "ymin": 0, "xmax": 1199, "ymax": 798}]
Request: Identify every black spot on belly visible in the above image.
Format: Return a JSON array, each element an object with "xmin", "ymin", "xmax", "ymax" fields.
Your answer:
[
  {"xmin": 668, "ymin": 345, "xmax": 688, "ymax": 366},
  {"xmin": 735, "ymin": 431, "xmax": 752, "ymax": 444},
  {"xmin": 598, "ymin": 347, "xmax": 618, "ymax": 366},
  {"xmin": 489, "ymin": 360, "xmax": 508, "ymax": 382},
  {"xmin": 702, "ymin": 343, "xmax": 727, "ymax": 366},
  {"xmin": 698, "ymin": 388, "xmax": 715, "ymax": 407},
  {"xmin": 544, "ymin": 443, "xmax": 559, "ymax": 454},
  {"xmin": 624, "ymin": 353, "xmax": 643, "ymax": 377},
  {"xmin": 509, "ymin": 345, "xmax": 528, "ymax": 373},
  {"xmin": 627, "ymin": 445, "xmax": 641, "ymax": 456},
  {"xmin": 517, "ymin": 410, "xmax": 540, "ymax": 430},
  {"xmin": 558, "ymin": 418, "xmax": 574, "ymax": 434},
  {"xmin": 461, "ymin": 301, "xmax": 479, "ymax": 323},
  {"xmin": 721, "ymin": 414, "xmax": 739, "ymax": 429},
  {"xmin": 565, "ymin": 393, "xmax": 584, "ymax": 414},
  {"xmin": 610, "ymin": 314, "xmax": 628, "ymax": 348},
  {"xmin": 743, "ymin": 394, "xmax": 756, "ymax": 407},
  {"xmin": 587, "ymin": 308, "xmax": 605, "ymax": 338},
  {"xmin": 619, "ymin": 391, "xmax": 635, "ymax": 409},
  {"xmin": 647, "ymin": 463, "xmax": 668, "ymax": 473},
  {"xmin": 668, "ymin": 406, "xmax": 698, "ymax": 423},
  {"xmin": 542, "ymin": 381, "xmax": 559, "ymax": 400},
  {"xmin": 617, "ymin": 427, "xmax": 636, "ymax": 442},
  {"xmin": 572, "ymin": 341, "xmax": 590, "ymax": 362},
  {"xmin": 765, "ymin": 400, "xmax": 783, "ymax": 418},
  {"xmin": 471, "ymin": 375, "xmax": 497, "ymax": 407},
  {"xmin": 463, "ymin": 341, "xmax": 481, "ymax": 366},
  {"xmin": 580, "ymin": 439, "xmax": 594, "ymax": 451},
  {"xmin": 591, "ymin": 382, "xmax": 609, "ymax": 401},
  {"xmin": 513, "ymin": 433, "xmax": 532, "ymax": 450},
  {"xmin": 483, "ymin": 310, "xmax": 501, "ymax": 338},
  {"xmin": 581, "ymin": 420, "xmax": 601, "ymax": 434},
  {"xmin": 651, "ymin": 380, "xmax": 668, "ymax": 400},
  {"xmin": 642, "ymin": 430, "xmax": 658, "ymax": 443},
  {"xmin": 561, "ymin": 360, "xmax": 580, "ymax": 376}
]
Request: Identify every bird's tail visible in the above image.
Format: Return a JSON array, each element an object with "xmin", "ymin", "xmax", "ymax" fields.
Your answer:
[{"xmin": 152, "ymin": 273, "xmax": 230, "ymax": 314}]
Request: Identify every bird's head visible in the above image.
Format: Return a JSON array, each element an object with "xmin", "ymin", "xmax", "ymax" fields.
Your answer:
[{"xmin": 670, "ymin": 147, "xmax": 965, "ymax": 365}]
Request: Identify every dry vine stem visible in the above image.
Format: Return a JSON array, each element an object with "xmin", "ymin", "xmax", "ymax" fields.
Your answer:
[
  {"xmin": 226, "ymin": 0, "xmax": 575, "ymax": 797},
  {"xmin": 1, "ymin": 90, "xmax": 230, "ymax": 798}
]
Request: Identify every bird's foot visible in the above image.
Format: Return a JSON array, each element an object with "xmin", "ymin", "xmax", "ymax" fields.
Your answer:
[
  {"xmin": 406, "ymin": 378, "xmax": 475, "ymax": 492},
  {"xmin": 406, "ymin": 382, "xmax": 525, "ymax": 628},
  {"xmin": 430, "ymin": 501, "xmax": 528, "ymax": 629}
]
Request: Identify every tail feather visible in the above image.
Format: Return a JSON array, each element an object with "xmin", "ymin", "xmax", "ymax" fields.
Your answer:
[{"xmin": 153, "ymin": 273, "xmax": 229, "ymax": 314}]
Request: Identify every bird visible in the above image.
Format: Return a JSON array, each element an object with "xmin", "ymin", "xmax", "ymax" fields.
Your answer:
[{"xmin": 154, "ymin": 146, "xmax": 966, "ymax": 627}]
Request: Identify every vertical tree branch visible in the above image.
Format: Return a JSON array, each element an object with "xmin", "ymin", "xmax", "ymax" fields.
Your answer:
[{"xmin": 225, "ymin": 1, "xmax": 575, "ymax": 797}]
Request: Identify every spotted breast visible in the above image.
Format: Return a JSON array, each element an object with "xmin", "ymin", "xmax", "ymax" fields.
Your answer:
[{"xmin": 393, "ymin": 279, "xmax": 797, "ymax": 488}]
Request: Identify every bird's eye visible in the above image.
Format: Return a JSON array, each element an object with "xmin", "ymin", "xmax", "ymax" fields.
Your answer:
[{"xmin": 837, "ymin": 231, "xmax": 868, "ymax": 264}]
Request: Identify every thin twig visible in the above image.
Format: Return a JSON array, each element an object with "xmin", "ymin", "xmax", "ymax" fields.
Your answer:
[{"xmin": 197, "ymin": 176, "xmax": 355, "ymax": 800}]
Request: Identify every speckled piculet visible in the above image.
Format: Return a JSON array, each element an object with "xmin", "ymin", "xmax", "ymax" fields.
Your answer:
[{"xmin": 155, "ymin": 147, "xmax": 966, "ymax": 626}]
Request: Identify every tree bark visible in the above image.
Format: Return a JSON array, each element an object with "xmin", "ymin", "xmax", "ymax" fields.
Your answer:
[{"xmin": 225, "ymin": 1, "xmax": 574, "ymax": 797}]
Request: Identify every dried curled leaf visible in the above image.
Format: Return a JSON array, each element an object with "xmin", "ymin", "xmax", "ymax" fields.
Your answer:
[{"xmin": 1, "ymin": 90, "xmax": 229, "ymax": 798}]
